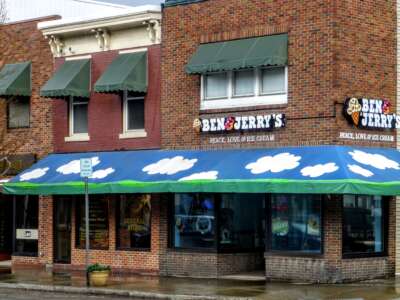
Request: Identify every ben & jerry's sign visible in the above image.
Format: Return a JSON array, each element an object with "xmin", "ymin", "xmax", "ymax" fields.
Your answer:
[
  {"xmin": 193, "ymin": 113, "xmax": 286, "ymax": 133},
  {"xmin": 344, "ymin": 98, "xmax": 399, "ymax": 130}
]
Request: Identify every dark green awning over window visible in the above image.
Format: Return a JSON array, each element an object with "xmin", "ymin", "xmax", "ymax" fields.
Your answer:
[
  {"xmin": 94, "ymin": 52, "xmax": 147, "ymax": 93},
  {"xmin": 0, "ymin": 62, "xmax": 31, "ymax": 97},
  {"xmin": 40, "ymin": 59, "xmax": 91, "ymax": 98},
  {"xmin": 186, "ymin": 34, "xmax": 288, "ymax": 74}
]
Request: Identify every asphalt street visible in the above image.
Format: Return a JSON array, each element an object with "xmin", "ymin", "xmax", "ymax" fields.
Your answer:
[{"xmin": 0, "ymin": 288, "xmax": 128, "ymax": 300}]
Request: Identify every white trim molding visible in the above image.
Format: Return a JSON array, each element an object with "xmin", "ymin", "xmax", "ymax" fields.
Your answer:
[
  {"xmin": 119, "ymin": 130, "xmax": 147, "ymax": 139},
  {"xmin": 38, "ymin": 7, "xmax": 161, "ymax": 57},
  {"xmin": 65, "ymin": 133, "xmax": 90, "ymax": 142},
  {"xmin": 65, "ymin": 55, "xmax": 92, "ymax": 61},
  {"xmin": 119, "ymin": 48, "xmax": 148, "ymax": 54}
]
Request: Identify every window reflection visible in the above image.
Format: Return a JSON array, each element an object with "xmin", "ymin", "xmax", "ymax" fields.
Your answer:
[
  {"xmin": 117, "ymin": 194, "xmax": 151, "ymax": 250},
  {"xmin": 219, "ymin": 194, "xmax": 264, "ymax": 250},
  {"xmin": 271, "ymin": 194, "xmax": 322, "ymax": 253},
  {"xmin": 343, "ymin": 195, "xmax": 384, "ymax": 255},
  {"xmin": 173, "ymin": 194, "xmax": 216, "ymax": 249}
]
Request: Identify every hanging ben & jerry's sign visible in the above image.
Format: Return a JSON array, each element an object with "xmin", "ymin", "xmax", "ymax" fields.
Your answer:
[
  {"xmin": 344, "ymin": 98, "xmax": 400, "ymax": 130},
  {"xmin": 193, "ymin": 113, "xmax": 286, "ymax": 133}
]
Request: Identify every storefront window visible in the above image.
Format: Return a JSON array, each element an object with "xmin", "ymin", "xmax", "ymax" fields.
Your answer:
[
  {"xmin": 219, "ymin": 194, "xmax": 265, "ymax": 250},
  {"xmin": 117, "ymin": 194, "xmax": 151, "ymax": 250},
  {"xmin": 172, "ymin": 194, "xmax": 216, "ymax": 249},
  {"xmin": 14, "ymin": 196, "xmax": 38, "ymax": 256},
  {"xmin": 171, "ymin": 193, "xmax": 265, "ymax": 251},
  {"xmin": 270, "ymin": 194, "xmax": 322, "ymax": 253},
  {"xmin": 343, "ymin": 195, "xmax": 385, "ymax": 256},
  {"xmin": 76, "ymin": 197, "xmax": 109, "ymax": 250}
]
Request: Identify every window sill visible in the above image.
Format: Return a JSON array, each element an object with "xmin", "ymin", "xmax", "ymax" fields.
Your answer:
[
  {"xmin": 264, "ymin": 251, "xmax": 324, "ymax": 258},
  {"xmin": 119, "ymin": 130, "xmax": 147, "ymax": 139},
  {"xmin": 200, "ymin": 94, "xmax": 287, "ymax": 111},
  {"xmin": 7, "ymin": 126, "xmax": 30, "ymax": 130},
  {"xmin": 116, "ymin": 247, "xmax": 151, "ymax": 252},
  {"xmin": 12, "ymin": 253, "xmax": 38, "ymax": 257},
  {"xmin": 342, "ymin": 253, "xmax": 387, "ymax": 259},
  {"xmin": 65, "ymin": 134, "xmax": 90, "ymax": 142}
]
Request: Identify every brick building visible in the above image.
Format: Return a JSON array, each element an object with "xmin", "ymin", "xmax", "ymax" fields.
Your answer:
[
  {"xmin": 2, "ymin": 0, "xmax": 400, "ymax": 284},
  {"xmin": 0, "ymin": 17, "xmax": 56, "ymax": 265},
  {"xmin": 157, "ymin": 0, "xmax": 397, "ymax": 282},
  {"xmin": 30, "ymin": 7, "xmax": 162, "ymax": 272}
]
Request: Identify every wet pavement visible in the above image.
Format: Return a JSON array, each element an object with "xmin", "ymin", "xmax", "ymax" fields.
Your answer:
[
  {"xmin": 1, "ymin": 268, "xmax": 400, "ymax": 299},
  {"xmin": 0, "ymin": 288, "xmax": 129, "ymax": 300}
]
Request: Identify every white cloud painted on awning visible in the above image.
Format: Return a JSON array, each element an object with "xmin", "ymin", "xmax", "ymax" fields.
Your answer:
[
  {"xmin": 143, "ymin": 156, "xmax": 198, "ymax": 175},
  {"xmin": 246, "ymin": 153, "xmax": 301, "ymax": 174}
]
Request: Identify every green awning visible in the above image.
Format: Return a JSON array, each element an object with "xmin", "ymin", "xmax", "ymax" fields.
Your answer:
[
  {"xmin": 94, "ymin": 52, "xmax": 147, "ymax": 93},
  {"xmin": 40, "ymin": 59, "xmax": 91, "ymax": 98},
  {"xmin": 186, "ymin": 34, "xmax": 288, "ymax": 74},
  {"xmin": 0, "ymin": 62, "xmax": 31, "ymax": 97}
]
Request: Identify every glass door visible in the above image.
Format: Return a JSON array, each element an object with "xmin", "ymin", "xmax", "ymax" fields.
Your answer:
[{"xmin": 54, "ymin": 198, "xmax": 71, "ymax": 264}]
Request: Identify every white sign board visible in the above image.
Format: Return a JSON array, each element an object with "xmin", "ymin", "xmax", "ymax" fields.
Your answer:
[
  {"xmin": 16, "ymin": 229, "xmax": 38, "ymax": 240},
  {"xmin": 80, "ymin": 158, "xmax": 93, "ymax": 178}
]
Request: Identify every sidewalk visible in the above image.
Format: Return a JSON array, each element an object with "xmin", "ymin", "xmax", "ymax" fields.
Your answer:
[
  {"xmin": 0, "ymin": 267, "xmax": 261, "ymax": 300},
  {"xmin": 1, "ymin": 267, "xmax": 400, "ymax": 300}
]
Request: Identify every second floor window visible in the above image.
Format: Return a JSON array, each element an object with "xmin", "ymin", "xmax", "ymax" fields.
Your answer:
[
  {"xmin": 70, "ymin": 97, "xmax": 88, "ymax": 136},
  {"xmin": 120, "ymin": 91, "xmax": 146, "ymax": 139},
  {"xmin": 201, "ymin": 66, "xmax": 287, "ymax": 110},
  {"xmin": 8, "ymin": 97, "xmax": 30, "ymax": 129}
]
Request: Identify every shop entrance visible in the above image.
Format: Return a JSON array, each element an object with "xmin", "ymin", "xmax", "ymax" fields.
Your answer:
[
  {"xmin": 54, "ymin": 198, "xmax": 72, "ymax": 264},
  {"xmin": 0, "ymin": 196, "xmax": 13, "ymax": 261}
]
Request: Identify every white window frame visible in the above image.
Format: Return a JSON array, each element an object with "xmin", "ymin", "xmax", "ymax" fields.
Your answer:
[
  {"xmin": 65, "ymin": 96, "xmax": 90, "ymax": 142},
  {"xmin": 200, "ymin": 66, "xmax": 288, "ymax": 110},
  {"xmin": 119, "ymin": 90, "xmax": 147, "ymax": 139}
]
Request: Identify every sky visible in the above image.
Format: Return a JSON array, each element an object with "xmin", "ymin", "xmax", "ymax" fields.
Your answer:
[{"xmin": 96, "ymin": 0, "xmax": 163, "ymax": 5}]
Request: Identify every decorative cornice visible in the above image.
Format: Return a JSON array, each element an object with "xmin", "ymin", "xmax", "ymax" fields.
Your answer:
[
  {"xmin": 92, "ymin": 28, "xmax": 111, "ymax": 51},
  {"xmin": 38, "ymin": 10, "xmax": 161, "ymax": 36},
  {"xmin": 46, "ymin": 35, "xmax": 64, "ymax": 57}
]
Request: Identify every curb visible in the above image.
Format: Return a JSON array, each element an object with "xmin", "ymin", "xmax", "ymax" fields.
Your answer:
[{"xmin": 0, "ymin": 282, "xmax": 251, "ymax": 300}]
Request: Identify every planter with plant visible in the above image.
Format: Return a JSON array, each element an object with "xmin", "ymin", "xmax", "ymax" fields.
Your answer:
[{"xmin": 87, "ymin": 263, "xmax": 111, "ymax": 287}]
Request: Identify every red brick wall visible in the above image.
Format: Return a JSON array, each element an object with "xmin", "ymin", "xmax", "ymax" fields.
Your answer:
[
  {"xmin": 0, "ymin": 18, "xmax": 56, "ymax": 268},
  {"xmin": 161, "ymin": 0, "xmax": 397, "ymax": 282},
  {"xmin": 265, "ymin": 196, "xmax": 396, "ymax": 283},
  {"xmin": 12, "ymin": 196, "xmax": 54, "ymax": 267},
  {"xmin": 161, "ymin": 0, "xmax": 396, "ymax": 150},
  {"xmin": 53, "ymin": 45, "xmax": 161, "ymax": 153},
  {"xmin": 68, "ymin": 195, "xmax": 161, "ymax": 274},
  {"xmin": 0, "ymin": 17, "xmax": 56, "ymax": 159}
]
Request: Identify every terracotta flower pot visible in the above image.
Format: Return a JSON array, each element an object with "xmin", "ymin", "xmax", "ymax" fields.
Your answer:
[{"xmin": 89, "ymin": 270, "xmax": 110, "ymax": 287}]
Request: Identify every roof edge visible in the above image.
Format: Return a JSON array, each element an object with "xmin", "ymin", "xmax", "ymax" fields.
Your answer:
[
  {"xmin": 164, "ymin": 0, "xmax": 206, "ymax": 7},
  {"xmin": 38, "ymin": 5, "xmax": 161, "ymax": 33},
  {"xmin": 3, "ymin": 15, "xmax": 61, "ymax": 26}
]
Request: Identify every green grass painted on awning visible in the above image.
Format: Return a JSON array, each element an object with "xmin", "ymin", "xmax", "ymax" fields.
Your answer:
[
  {"xmin": 4, "ymin": 178, "xmax": 400, "ymax": 196},
  {"xmin": 40, "ymin": 59, "xmax": 91, "ymax": 98},
  {"xmin": 94, "ymin": 52, "xmax": 147, "ymax": 93},
  {"xmin": 186, "ymin": 34, "xmax": 288, "ymax": 74},
  {"xmin": 0, "ymin": 62, "xmax": 31, "ymax": 97}
]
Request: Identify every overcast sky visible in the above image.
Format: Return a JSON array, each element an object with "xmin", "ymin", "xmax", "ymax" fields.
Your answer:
[{"xmin": 97, "ymin": 0, "xmax": 163, "ymax": 5}]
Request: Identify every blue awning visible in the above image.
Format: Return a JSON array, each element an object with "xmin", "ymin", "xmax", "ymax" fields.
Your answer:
[{"xmin": 4, "ymin": 145, "xmax": 400, "ymax": 196}]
